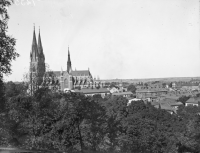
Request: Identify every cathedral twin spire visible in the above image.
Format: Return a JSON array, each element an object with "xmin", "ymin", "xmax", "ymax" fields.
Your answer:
[
  {"xmin": 30, "ymin": 25, "xmax": 46, "ymax": 88},
  {"xmin": 67, "ymin": 46, "xmax": 72, "ymax": 73},
  {"xmin": 30, "ymin": 25, "xmax": 44, "ymax": 62},
  {"xmin": 31, "ymin": 25, "xmax": 71, "ymax": 74},
  {"xmin": 38, "ymin": 28, "xmax": 44, "ymax": 60}
]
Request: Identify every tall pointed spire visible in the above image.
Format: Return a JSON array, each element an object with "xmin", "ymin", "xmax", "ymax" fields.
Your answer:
[
  {"xmin": 68, "ymin": 46, "xmax": 71, "ymax": 62},
  {"xmin": 67, "ymin": 46, "xmax": 72, "ymax": 73},
  {"xmin": 31, "ymin": 24, "xmax": 38, "ymax": 62},
  {"xmin": 61, "ymin": 67, "xmax": 63, "ymax": 76},
  {"xmin": 37, "ymin": 26, "xmax": 44, "ymax": 59}
]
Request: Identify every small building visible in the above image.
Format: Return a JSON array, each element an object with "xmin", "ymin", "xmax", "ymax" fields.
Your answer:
[
  {"xmin": 162, "ymin": 94, "xmax": 180, "ymax": 101},
  {"xmin": 141, "ymin": 95, "xmax": 158, "ymax": 103},
  {"xmin": 153, "ymin": 98, "xmax": 183, "ymax": 113},
  {"xmin": 136, "ymin": 89, "xmax": 168, "ymax": 99},
  {"xmin": 172, "ymin": 82, "xmax": 176, "ymax": 88},
  {"xmin": 154, "ymin": 104, "xmax": 175, "ymax": 114},
  {"xmin": 181, "ymin": 85, "xmax": 199, "ymax": 91},
  {"xmin": 185, "ymin": 97, "xmax": 200, "ymax": 107},
  {"xmin": 170, "ymin": 102, "xmax": 183, "ymax": 109},
  {"xmin": 109, "ymin": 87, "xmax": 120, "ymax": 93},
  {"xmin": 112, "ymin": 91, "xmax": 134, "ymax": 98},
  {"xmin": 74, "ymin": 88, "xmax": 110, "ymax": 98}
]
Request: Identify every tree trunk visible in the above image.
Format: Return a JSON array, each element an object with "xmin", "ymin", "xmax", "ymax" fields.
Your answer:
[{"xmin": 77, "ymin": 123, "xmax": 84, "ymax": 153}]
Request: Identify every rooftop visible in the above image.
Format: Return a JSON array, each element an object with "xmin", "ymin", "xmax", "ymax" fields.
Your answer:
[
  {"xmin": 154, "ymin": 104, "xmax": 175, "ymax": 111},
  {"xmin": 74, "ymin": 88, "xmax": 110, "ymax": 94},
  {"xmin": 170, "ymin": 102, "xmax": 183, "ymax": 106},
  {"xmin": 186, "ymin": 97, "xmax": 200, "ymax": 104},
  {"xmin": 136, "ymin": 88, "xmax": 168, "ymax": 93},
  {"xmin": 112, "ymin": 91, "xmax": 133, "ymax": 96},
  {"xmin": 162, "ymin": 94, "xmax": 180, "ymax": 100},
  {"xmin": 51, "ymin": 70, "xmax": 91, "ymax": 77},
  {"xmin": 72, "ymin": 70, "xmax": 91, "ymax": 76}
]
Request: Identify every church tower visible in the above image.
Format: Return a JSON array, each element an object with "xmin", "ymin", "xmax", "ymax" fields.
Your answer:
[
  {"xmin": 30, "ymin": 26, "xmax": 38, "ymax": 66},
  {"xmin": 67, "ymin": 47, "xmax": 73, "ymax": 90},
  {"xmin": 67, "ymin": 47, "xmax": 72, "ymax": 73},
  {"xmin": 37, "ymin": 27, "xmax": 46, "ymax": 85},
  {"xmin": 30, "ymin": 26, "xmax": 38, "ymax": 94},
  {"xmin": 29, "ymin": 26, "xmax": 45, "ymax": 94}
]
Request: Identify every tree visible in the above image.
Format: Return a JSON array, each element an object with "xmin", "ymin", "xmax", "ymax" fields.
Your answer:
[
  {"xmin": 109, "ymin": 82, "xmax": 118, "ymax": 89},
  {"xmin": 102, "ymin": 96, "xmax": 128, "ymax": 152},
  {"xmin": 196, "ymin": 93, "xmax": 200, "ymax": 97},
  {"xmin": 178, "ymin": 96, "xmax": 190, "ymax": 105},
  {"xmin": 0, "ymin": 79, "xmax": 5, "ymax": 112},
  {"xmin": 144, "ymin": 83, "xmax": 148, "ymax": 87},
  {"xmin": 0, "ymin": 0, "xmax": 19, "ymax": 78},
  {"xmin": 162, "ymin": 83, "xmax": 166, "ymax": 88},
  {"xmin": 117, "ymin": 101, "xmax": 181, "ymax": 153},
  {"xmin": 4, "ymin": 81, "xmax": 28, "ymax": 98},
  {"xmin": 78, "ymin": 97, "xmax": 107, "ymax": 152},
  {"xmin": 0, "ymin": 0, "xmax": 19, "ymax": 114},
  {"xmin": 169, "ymin": 82, "xmax": 173, "ymax": 88},
  {"xmin": 175, "ymin": 105, "xmax": 200, "ymax": 152},
  {"xmin": 3, "ymin": 89, "xmax": 109, "ymax": 152},
  {"xmin": 127, "ymin": 84, "xmax": 136, "ymax": 94}
]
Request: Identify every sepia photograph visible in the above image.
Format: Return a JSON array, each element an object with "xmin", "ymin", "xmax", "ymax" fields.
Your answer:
[{"xmin": 0, "ymin": 0, "xmax": 199, "ymax": 152}]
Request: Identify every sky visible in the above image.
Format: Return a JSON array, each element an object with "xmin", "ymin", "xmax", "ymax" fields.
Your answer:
[{"xmin": 4, "ymin": 0, "xmax": 200, "ymax": 81}]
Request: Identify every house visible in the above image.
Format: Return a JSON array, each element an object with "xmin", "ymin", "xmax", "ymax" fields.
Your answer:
[
  {"xmin": 152, "ymin": 99, "xmax": 176, "ymax": 114},
  {"xmin": 136, "ymin": 88, "xmax": 168, "ymax": 99},
  {"xmin": 152, "ymin": 97, "xmax": 183, "ymax": 114},
  {"xmin": 170, "ymin": 102, "xmax": 183, "ymax": 109},
  {"xmin": 109, "ymin": 87, "xmax": 119, "ymax": 93},
  {"xmin": 154, "ymin": 104, "xmax": 175, "ymax": 114},
  {"xmin": 172, "ymin": 82, "xmax": 176, "ymax": 88},
  {"xmin": 162, "ymin": 94, "xmax": 180, "ymax": 101},
  {"xmin": 142, "ymin": 95, "xmax": 158, "ymax": 102},
  {"xmin": 181, "ymin": 85, "xmax": 199, "ymax": 91},
  {"xmin": 160, "ymin": 97, "xmax": 183, "ymax": 109},
  {"xmin": 74, "ymin": 88, "xmax": 110, "ymax": 98},
  {"xmin": 112, "ymin": 91, "xmax": 134, "ymax": 98},
  {"xmin": 185, "ymin": 97, "xmax": 200, "ymax": 106}
]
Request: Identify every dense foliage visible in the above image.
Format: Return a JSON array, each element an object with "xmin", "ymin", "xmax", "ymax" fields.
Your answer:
[
  {"xmin": 0, "ymin": 0, "xmax": 19, "ymax": 78},
  {"xmin": 177, "ymin": 96, "xmax": 190, "ymax": 105},
  {"xmin": 127, "ymin": 84, "xmax": 136, "ymax": 93},
  {"xmin": 0, "ymin": 0, "xmax": 18, "ymax": 122},
  {"xmin": 0, "ymin": 83, "xmax": 200, "ymax": 153}
]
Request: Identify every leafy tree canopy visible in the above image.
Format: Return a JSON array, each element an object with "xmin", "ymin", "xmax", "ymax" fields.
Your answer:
[
  {"xmin": 0, "ymin": 0, "xmax": 19, "ymax": 78},
  {"xmin": 4, "ymin": 81, "xmax": 28, "ymax": 97},
  {"xmin": 177, "ymin": 96, "xmax": 190, "ymax": 105},
  {"xmin": 127, "ymin": 84, "xmax": 136, "ymax": 93}
]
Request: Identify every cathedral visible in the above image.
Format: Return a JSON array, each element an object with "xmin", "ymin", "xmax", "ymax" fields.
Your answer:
[{"xmin": 29, "ymin": 27, "xmax": 103, "ymax": 94}]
